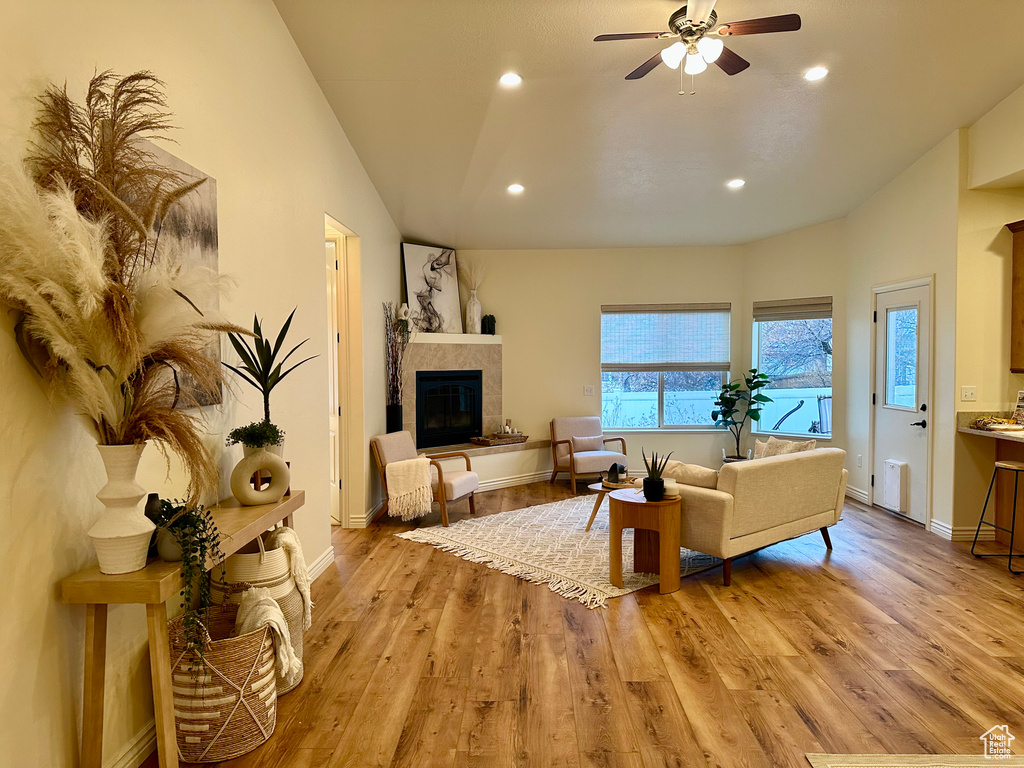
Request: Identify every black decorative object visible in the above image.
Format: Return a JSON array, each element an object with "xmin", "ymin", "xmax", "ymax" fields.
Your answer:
[
  {"xmin": 641, "ymin": 448, "xmax": 673, "ymax": 501},
  {"xmin": 386, "ymin": 404, "xmax": 403, "ymax": 434},
  {"xmin": 481, "ymin": 314, "xmax": 496, "ymax": 335},
  {"xmin": 643, "ymin": 477, "xmax": 666, "ymax": 502},
  {"xmin": 607, "ymin": 462, "xmax": 627, "ymax": 483}
]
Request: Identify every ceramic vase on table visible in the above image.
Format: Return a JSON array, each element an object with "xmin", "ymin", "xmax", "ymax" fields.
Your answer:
[
  {"xmin": 231, "ymin": 445, "xmax": 291, "ymax": 506},
  {"xmin": 465, "ymin": 289, "xmax": 482, "ymax": 334},
  {"xmin": 88, "ymin": 442, "xmax": 155, "ymax": 574}
]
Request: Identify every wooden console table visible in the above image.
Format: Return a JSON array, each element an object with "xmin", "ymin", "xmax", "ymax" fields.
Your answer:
[
  {"xmin": 61, "ymin": 492, "xmax": 305, "ymax": 768},
  {"xmin": 608, "ymin": 488, "xmax": 681, "ymax": 595}
]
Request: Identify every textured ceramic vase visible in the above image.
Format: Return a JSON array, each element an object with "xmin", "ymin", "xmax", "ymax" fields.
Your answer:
[
  {"xmin": 466, "ymin": 289, "xmax": 482, "ymax": 334},
  {"xmin": 88, "ymin": 443, "xmax": 155, "ymax": 574},
  {"xmin": 231, "ymin": 447, "xmax": 290, "ymax": 506}
]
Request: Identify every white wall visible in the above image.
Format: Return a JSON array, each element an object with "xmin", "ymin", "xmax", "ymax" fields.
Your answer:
[{"xmin": 0, "ymin": 2, "xmax": 399, "ymax": 766}]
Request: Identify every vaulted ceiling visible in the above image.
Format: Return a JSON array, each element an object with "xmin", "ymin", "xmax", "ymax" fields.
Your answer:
[{"xmin": 274, "ymin": 0, "xmax": 1024, "ymax": 249}]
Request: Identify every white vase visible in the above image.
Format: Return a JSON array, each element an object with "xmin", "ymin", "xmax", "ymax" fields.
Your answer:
[
  {"xmin": 231, "ymin": 447, "xmax": 290, "ymax": 506},
  {"xmin": 88, "ymin": 443, "xmax": 155, "ymax": 574},
  {"xmin": 466, "ymin": 289, "xmax": 482, "ymax": 334}
]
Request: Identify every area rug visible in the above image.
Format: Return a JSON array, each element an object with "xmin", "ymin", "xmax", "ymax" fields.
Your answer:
[
  {"xmin": 394, "ymin": 494, "xmax": 719, "ymax": 608},
  {"xmin": 806, "ymin": 755, "xmax": 1024, "ymax": 767}
]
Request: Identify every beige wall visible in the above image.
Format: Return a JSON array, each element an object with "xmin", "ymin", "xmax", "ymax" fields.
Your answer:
[
  {"xmin": 0, "ymin": 2, "xmax": 399, "ymax": 766},
  {"xmin": 969, "ymin": 81, "xmax": 1024, "ymax": 189}
]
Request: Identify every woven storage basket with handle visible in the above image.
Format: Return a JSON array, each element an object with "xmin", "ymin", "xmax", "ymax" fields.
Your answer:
[
  {"xmin": 211, "ymin": 530, "xmax": 304, "ymax": 694},
  {"xmin": 167, "ymin": 598, "xmax": 276, "ymax": 763}
]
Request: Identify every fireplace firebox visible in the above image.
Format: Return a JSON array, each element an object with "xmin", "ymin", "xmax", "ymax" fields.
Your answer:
[{"xmin": 415, "ymin": 370, "xmax": 483, "ymax": 449}]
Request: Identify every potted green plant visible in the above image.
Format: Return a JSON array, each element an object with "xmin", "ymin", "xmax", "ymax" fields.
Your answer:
[
  {"xmin": 712, "ymin": 368, "xmax": 773, "ymax": 461},
  {"xmin": 227, "ymin": 421, "xmax": 285, "ymax": 454},
  {"xmin": 150, "ymin": 498, "xmax": 225, "ymax": 663},
  {"xmin": 642, "ymin": 449, "xmax": 673, "ymax": 501},
  {"xmin": 225, "ymin": 309, "xmax": 317, "ymax": 425}
]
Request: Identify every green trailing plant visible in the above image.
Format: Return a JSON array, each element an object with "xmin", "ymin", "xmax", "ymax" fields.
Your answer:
[
  {"xmin": 226, "ymin": 420, "xmax": 285, "ymax": 449},
  {"xmin": 642, "ymin": 448, "xmax": 673, "ymax": 479},
  {"xmin": 152, "ymin": 498, "xmax": 224, "ymax": 664},
  {"xmin": 224, "ymin": 309, "xmax": 317, "ymax": 423},
  {"xmin": 712, "ymin": 368, "xmax": 773, "ymax": 459}
]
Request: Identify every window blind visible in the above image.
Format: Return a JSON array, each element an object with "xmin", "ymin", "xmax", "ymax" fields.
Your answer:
[
  {"xmin": 752, "ymin": 296, "xmax": 832, "ymax": 322},
  {"xmin": 600, "ymin": 303, "xmax": 731, "ymax": 370}
]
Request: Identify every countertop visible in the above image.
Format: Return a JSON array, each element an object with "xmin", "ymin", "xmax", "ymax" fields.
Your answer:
[{"xmin": 958, "ymin": 426, "xmax": 1024, "ymax": 443}]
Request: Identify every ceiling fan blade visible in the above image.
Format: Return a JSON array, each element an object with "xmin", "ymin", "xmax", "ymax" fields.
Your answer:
[
  {"xmin": 715, "ymin": 46, "xmax": 750, "ymax": 75},
  {"xmin": 595, "ymin": 32, "xmax": 666, "ymax": 41},
  {"xmin": 685, "ymin": 0, "xmax": 718, "ymax": 24},
  {"xmin": 717, "ymin": 14, "xmax": 801, "ymax": 36},
  {"xmin": 625, "ymin": 52, "xmax": 664, "ymax": 80}
]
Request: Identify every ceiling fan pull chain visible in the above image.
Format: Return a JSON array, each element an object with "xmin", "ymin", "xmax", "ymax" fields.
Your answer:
[{"xmin": 689, "ymin": 73, "xmax": 696, "ymax": 95}]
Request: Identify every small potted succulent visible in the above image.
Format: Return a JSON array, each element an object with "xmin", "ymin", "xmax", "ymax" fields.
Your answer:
[{"xmin": 642, "ymin": 449, "xmax": 673, "ymax": 502}]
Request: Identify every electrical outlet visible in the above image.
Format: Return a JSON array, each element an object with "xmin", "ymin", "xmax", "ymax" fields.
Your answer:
[
  {"xmin": 961, "ymin": 386, "xmax": 977, "ymax": 402},
  {"xmin": 584, "ymin": 385, "xmax": 595, "ymax": 397},
  {"xmin": 857, "ymin": 454, "xmax": 863, "ymax": 467}
]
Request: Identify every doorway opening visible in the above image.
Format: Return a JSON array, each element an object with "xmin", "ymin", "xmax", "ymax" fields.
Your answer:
[{"xmin": 325, "ymin": 215, "xmax": 363, "ymax": 527}]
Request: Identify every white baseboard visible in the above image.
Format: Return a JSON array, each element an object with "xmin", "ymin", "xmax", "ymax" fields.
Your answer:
[
  {"xmin": 308, "ymin": 545, "xmax": 336, "ymax": 581},
  {"xmin": 477, "ymin": 470, "xmax": 552, "ymax": 492},
  {"xmin": 929, "ymin": 519, "xmax": 995, "ymax": 541},
  {"xmin": 362, "ymin": 499, "xmax": 385, "ymax": 527},
  {"xmin": 846, "ymin": 486, "xmax": 869, "ymax": 504},
  {"xmin": 108, "ymin": 720, "xmax": 156, "ymax": 768}
]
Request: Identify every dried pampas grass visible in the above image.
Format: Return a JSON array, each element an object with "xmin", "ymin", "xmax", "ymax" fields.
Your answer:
[{"xmin": 458, "ymin": 256, "xmax": 486, "ymax": 291}]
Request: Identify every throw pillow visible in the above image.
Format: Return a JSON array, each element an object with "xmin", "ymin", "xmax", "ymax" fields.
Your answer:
[
  {"xmin": 753, "ymin": 439, "xmax": 769, "ymax": 459},
  {"xmin": 571, "ymin": 435, "xmax": 604, "ymax": 453},
  {"xmin": 661, "ymin": 460, "xmax": 719, "ymax": 489},
  {"xmin": 761, "ymin": 436, "xmax": 817, "ymax": 458}
]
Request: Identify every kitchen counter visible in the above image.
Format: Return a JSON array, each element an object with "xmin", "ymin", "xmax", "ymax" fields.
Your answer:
[{"xmin": 958, "ymin": 426, "xmax": 1024, "ymax": 443}]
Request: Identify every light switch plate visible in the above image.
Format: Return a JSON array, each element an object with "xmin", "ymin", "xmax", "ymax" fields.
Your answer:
[
  {"xmin": 961, "ymin": 386, "xmax": 977, "ymax": 402},
  {"xmin": 584, "ymin": 385, "xmax": 595, "ymax": 397}
]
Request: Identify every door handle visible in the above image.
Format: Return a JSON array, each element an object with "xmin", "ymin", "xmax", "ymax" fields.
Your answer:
[{"xmin": 911, "ymin": 419, "xmax": 927, "ymax": 428}]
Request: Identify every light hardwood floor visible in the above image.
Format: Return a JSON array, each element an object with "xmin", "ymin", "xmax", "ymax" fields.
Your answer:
[{"xmin": 146, "ymin": 481, "xmax": 1024, "ymax": 768}]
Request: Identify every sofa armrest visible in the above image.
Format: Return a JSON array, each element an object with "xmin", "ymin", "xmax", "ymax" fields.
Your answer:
[
  {"xmin": 676, "ymin": 485, "xmax": 734, "ymax": 560},
  {"xmin": 834, "ymin": 468, "xmax": 849, "ymax": 523}
]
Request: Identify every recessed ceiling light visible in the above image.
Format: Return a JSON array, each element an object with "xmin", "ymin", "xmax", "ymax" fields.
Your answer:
[
  {"xmin": 804, "ymin": 66, "xmax": 829, "ymax": 82},
  {"xmin": 499, "ymin": 72, "xmax": 522, "ymax": 87},
  {"xmin": 726, "ymin": 179, "xmax": 746, "ymax": 189},
  {"xmin": 507, "ymin": 183, "xmax": 524, "ymax": 194}
]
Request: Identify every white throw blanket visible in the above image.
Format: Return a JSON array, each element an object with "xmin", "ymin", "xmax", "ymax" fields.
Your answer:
[
  {"xmin": 235, "ymin": 586, "xmax": 302, "ymax": 689},
  {"xmin": 385, "ymin": 456, "xmax": 433, "ymax": 520},
  {"xmin": 264, "ymin": 526, "xmax": 313, "ymax": 630}
]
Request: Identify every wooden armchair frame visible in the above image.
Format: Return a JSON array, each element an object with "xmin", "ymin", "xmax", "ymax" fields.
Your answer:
[
  {"xmin": 549, "ymin": 424, "xmax": 627, "ymax": 495},
  {"xmin": 371, "ymin": 442, "xmax": 477, "ymax": 527}
]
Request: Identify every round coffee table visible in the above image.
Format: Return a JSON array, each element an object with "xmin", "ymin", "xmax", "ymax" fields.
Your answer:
[
  {"xmin": 607, "ymin": 487, "xmax": 681, "ymax": 595},
  {"xmin": 585, "ymin": 480, "xmax": 635, "ymax": 531}
]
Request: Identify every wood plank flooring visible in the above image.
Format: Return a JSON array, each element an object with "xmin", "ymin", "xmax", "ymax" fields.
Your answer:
[{"xmin": 144, "ymin": 482, "xmax": 1024, "ymax": 768}]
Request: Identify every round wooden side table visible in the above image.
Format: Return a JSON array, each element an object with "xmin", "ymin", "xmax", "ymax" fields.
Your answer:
[{"xmin": 608, "ymin": 488, "xmax": 681, "ymax": 595}]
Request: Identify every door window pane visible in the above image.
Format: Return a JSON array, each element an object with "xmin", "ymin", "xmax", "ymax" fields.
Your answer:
[{"xmin": 886, "ymin": 307, "xmax": 917, "ymax": 408}]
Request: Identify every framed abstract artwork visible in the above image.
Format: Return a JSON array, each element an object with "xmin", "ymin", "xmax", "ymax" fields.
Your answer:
[{"xmin": 402, "ymin": 243, "xmax": 463, "ymax": 333}]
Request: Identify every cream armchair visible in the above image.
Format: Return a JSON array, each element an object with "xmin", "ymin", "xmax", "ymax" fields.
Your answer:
[
  {"xmin": 677, "ymin": 448, "xmax": 848, "ymax": 585},
  {"xmin": 549, "ymin": 416, "xmax": 627, "ymax": 495}
]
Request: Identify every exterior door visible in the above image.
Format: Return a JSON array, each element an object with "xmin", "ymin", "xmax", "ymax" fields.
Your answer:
[
  {"xmin": 326, "ymin": 235, "xmax": 343, "ymax": 525},
  {"xmin": 872, "ymin": 283, "xmax": 931, "ymax": 524}
]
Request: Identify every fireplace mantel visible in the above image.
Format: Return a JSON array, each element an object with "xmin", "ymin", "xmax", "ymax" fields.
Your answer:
[{"xmin": 409, "ymin": 332, "xmax": 501, "ymax": 345}]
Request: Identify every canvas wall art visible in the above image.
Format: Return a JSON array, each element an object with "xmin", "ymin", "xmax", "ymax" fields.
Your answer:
[
  {"xmin": 402, "ymin": 243, "xmax": 463, "ymax": 333},
  {"xmin": 145, "ymin": 142, "xmax": 221, "ymax": 405}
]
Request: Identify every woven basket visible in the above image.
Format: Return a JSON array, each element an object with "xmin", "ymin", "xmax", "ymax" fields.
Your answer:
[
  {"xmin": 168, "ymin": 601, "xmax": 277, "ymax": 763},
  {"xmin": 211, "ymin": 531, "xmax": 304, "ymax": 694}
]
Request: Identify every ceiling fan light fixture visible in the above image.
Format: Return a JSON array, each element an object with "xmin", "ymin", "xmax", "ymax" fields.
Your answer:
[
  {"xmin": 726, "ymin": 178, "xmax": 746, "ymax": 189},
  {"xmin": 804, "ymin": 66, "xmax": 829, "ymax": 81},
  {"xmin": 499, "ymin": 72, "xmax": 523, "ymax": 87},
  {"xmin": 507, "ymin": 183, "xmax": 525, "ymax": 194},
  {"xmin": 696, "ymin": 36, "xmax": 724, "ymax": 63},
  {"xmin": 660, "ymin": 41, "xmax": 687, "ymax": 70},
  {"xmin": 684, "ymin": 52, "xmax": 708, "ymax": 75}
]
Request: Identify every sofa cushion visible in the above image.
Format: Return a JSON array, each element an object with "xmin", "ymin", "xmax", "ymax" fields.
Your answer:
[
  {"xmin": 571, "ymin": 435, "xmax": 604, "ymax": 453},
  {"xmin": 662, "ymin": 460, "xmax": 719, "ymax": 489},
  {"xmin": 755, "ymin": 436, "xmax": 816, "ymax": 458},
  {"xmin": 571, "ymin": 450, "xmax": 628, "ymax": 474},
  {"xmin": 430, "ymin": 469, "xmax": 479, "ymax": 501}
]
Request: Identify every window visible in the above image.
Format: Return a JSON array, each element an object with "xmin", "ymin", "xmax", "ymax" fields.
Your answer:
[
  {"xmin": 752, "ymin": 296, "xmax": 833, "ymax": 437},
  {"xmin": 601, "ymin": 303, "xmax": 731, "ymax": 429}
]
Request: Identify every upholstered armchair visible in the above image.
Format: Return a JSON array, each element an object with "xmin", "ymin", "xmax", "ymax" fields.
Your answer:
[
  {"xmin": 370, "ymin": 431, "xmax": 478, "ymax": 526},
  {"xmin": 548, "ymin": 416, "xmax": 627, "ymax": 495}
]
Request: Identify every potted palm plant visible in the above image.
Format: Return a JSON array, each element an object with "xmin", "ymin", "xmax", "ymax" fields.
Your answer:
[{"xmin": 712, "ymin": 369, "xmax": 773, "ymax": 461}]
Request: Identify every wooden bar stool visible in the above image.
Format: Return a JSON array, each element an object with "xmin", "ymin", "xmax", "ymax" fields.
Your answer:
[{"xmin": 972, "ymin": 460, "xmax": 1024, "ymax": 574}]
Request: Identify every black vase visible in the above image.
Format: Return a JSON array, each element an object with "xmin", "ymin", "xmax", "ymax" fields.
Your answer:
[
  {"xmin": 386, "ymin": 404, "xmax": 403, "ymax": 434},
  {"xmin": 642, "ymin": 477, "xmax": 665, "ymax": 502}
]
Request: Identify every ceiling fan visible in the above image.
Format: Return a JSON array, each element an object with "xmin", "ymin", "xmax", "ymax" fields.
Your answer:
[{"xmin": 595, "ymin": 0, "xmax": 801, "ymax": 81}]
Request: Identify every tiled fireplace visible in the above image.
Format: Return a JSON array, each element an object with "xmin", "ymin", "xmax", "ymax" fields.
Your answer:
[{"xmin": 402, "ymin": 335, "xmax": 502, "ymax": 449}]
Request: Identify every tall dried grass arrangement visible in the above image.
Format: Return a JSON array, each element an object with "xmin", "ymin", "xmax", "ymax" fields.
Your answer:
[
  {"xmin": 457, "ymin": 256, "xmax": 486, "ymax": 292},
  {"xmin": 0, "ymin": 71, "xmax": 246, "ymax": 503},
  {"xmin": 383, "ymin": 302, "xmax": 408, "ymax": 406}
]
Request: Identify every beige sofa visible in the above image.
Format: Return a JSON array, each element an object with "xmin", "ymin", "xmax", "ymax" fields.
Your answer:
[{"xmin": 676, "ymin": 447, "xmax": 848, "ymax": 585}]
